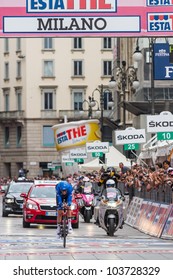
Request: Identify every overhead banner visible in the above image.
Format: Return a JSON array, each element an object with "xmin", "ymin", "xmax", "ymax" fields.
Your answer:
[
  {"xmin": 1, "ymin": 0, "xmax": 173, "ymax": 37},
  {"xmin": 154, "ymin": 43, "xmax": 173, "ymax": 80}
]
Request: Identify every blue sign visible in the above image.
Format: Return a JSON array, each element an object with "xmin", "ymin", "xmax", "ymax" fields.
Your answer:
[{"xmin": 154, "ymin": 43, "xmax": 173, "ymax": 80}]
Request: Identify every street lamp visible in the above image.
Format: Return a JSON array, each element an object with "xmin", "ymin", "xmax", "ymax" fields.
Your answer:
[
  {"xmin": 133, "ymin": 38, "xmax": 155, "ymax": 115},
  {"xmin": 113, "ymin": 60, "xmax": 140, "ymax": 129},
  {"xmin": 91, "ymin": 86, "xmax": 115, "ymax": 142},
  {"xmin": 80, "ymin": 96, "xmax": 98, "ymax": 118}
]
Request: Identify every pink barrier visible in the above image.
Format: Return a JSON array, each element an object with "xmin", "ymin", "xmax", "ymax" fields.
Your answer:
[
  {"xmin": 126, "ymin": 197, "xmax": 173, "ymax": 239},
  {"xmin": 161, "ymin": 205, "xmax": 173, "ymax": 240}
]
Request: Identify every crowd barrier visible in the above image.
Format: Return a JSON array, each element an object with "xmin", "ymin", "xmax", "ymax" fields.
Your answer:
[
  {"xmin": 125, "ymin": 196, "xmax": 173, "ymax": 239},
  {"xmin": 117, "ymin": 182, "xmax": 173, "ymax": 204}
]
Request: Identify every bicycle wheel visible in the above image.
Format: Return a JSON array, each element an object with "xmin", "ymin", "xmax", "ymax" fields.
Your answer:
[{"xmin": 63, "ymin": 216, "xmax": 67, "ymax": 248}]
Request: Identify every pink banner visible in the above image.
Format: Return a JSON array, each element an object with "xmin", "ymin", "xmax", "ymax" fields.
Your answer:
[{"xmin": 0, "ymin": 0, "xmax": 173, "ymax": 37}]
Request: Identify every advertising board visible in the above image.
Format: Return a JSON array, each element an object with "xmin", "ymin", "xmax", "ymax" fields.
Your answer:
[
  {"xmin": 1, "ymin": 0, "xmax": 173, "ymax": 37},
  {"xmin": 154, "ymin": 43, "xmax": 173, "ymax": 80}
]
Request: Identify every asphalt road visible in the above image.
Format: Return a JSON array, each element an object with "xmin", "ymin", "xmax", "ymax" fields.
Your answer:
[{"xmin": 0, "ymin": 194, "xmax": 173, "ymax": 260}]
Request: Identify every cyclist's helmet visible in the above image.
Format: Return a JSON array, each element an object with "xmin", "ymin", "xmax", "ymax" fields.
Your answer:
[
  {"xmin": 59, "ymin": 181, "xmax": 69, "ymax": 192},
  {"xmin": 106, "ymin": 179, "xmax": 115, "ymax": 188}
]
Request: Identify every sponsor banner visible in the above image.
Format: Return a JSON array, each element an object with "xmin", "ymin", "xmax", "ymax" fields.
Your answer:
[
  {"xmin": 161, "ymin": 204, "xmax": 173, "ymax": 239},
  {"xmin": 1, "ymin": 0, "xmax": 173, "ymax": 37},
  {"xmin": 137, "ymin": 200, "xmax": 153, "ymax": 232},
  {"xmin": 148, "ymin": 12, "xmax": 173, "ymax": 33},
  {"xmin": 139, "ymin": 202, "xmax": 160, "ymax": 234},
  {"xmin": 70, "ymin": 148, "xmax": 87, "ymax": 159},
  {"xmin": 149, "ymin": 203, "xmax": 170, "ymax": 237},
  {"xmin": 154, "ymin": 43, "xmax": 173, "ymax": 80},
  {"xmin": 52, "ymin": 119, "xmax": 100, "ymax": 152},
  {"xmin": 86, "ymin": 142, "xmax": 109, "ymax": 153},
  {"xmin": 125, "ymin": 197, "xmax": 143, "ymax": 227},
  {"xmin": 147, "ymin": 111, "xmax": 173, "ymax": 132},
  {"xmin": 115, "ymin": 127, "xmax": 146, "ymax": 145},
  {"xmin": 147, "ymin": 0, "xmax": 173, "ymax": 6},
  {"xmin": 26, "ymin": 0, "xmax": 117, "ymax": 13}
]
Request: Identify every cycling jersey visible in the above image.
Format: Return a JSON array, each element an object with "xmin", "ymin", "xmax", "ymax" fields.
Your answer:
[{"xmin": 55, "ymin": 181, "xmax": 73, "ymax": 209}]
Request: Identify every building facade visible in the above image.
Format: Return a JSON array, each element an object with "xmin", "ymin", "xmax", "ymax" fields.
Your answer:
[{"xmin": 0, "ymin": 37, "xmax": 116, "ymax": 178}]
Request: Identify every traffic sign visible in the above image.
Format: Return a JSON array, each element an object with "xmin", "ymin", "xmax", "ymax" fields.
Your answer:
[
  {"xmin": 124, "ymin": 143, "xmax": 139, "ymax": 151},
  {"xmin": 92, "ymin": 152, "xmax": 103, "ymax": 157},
  {"xmin": 157, "ymin": 132, "xmax": 173, "ymax": 140}
]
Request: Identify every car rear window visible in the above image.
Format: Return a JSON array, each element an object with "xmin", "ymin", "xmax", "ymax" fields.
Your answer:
[
  {"xmin": 30, "ymin": 186, "xmax": 56, "ymax": 198},
  {"xmin": 9, "ymin": 183, "xmax": 33, "ymax": 193}
]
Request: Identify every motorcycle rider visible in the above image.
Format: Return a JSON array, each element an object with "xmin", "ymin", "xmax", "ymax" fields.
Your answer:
[
  {"xmin": 104, "ymin": 179, "xmax": 123, "ymax": 199},
  {"xmin": 55, "ymin": 180, "xmax": 73, "ymax": 237},
  {"xmin": 95, "ymin": 178, "xmax": 124, "ymax": 226}
]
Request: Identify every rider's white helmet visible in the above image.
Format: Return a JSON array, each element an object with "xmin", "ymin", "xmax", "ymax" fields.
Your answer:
[{"xmin": 106, "ymin": 179, "xmax": 115, "ymax": 187}]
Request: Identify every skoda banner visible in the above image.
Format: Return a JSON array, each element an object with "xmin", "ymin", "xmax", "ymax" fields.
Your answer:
[{"xmin": 154, "ymin": 43, "xmax": 173, "ymax": 80}]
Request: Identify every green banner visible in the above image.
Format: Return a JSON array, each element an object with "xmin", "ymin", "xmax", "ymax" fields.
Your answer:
[
  {"xmin": 92, "ymin": 152, "xmax": 103, "ymax": 157},
  {"xmin": 124, "ymin": 143, "xmax": 139, "ymax": 151},
  {"xmin": 157, "ymin": 132, "xmax": 173, "ymax": 141}
]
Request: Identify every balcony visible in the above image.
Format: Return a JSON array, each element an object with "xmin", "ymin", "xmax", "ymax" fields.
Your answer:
[
  {"xmin": 41, "ymin": 110, "xmax": 57, "ymax": 118},
  {"xmin": 59, "ymin": 110, "xmax": 113, "ymax": 121},
  {"xmin": 0, "ymin": 110, "xmax": 25, "ymax": 122}
]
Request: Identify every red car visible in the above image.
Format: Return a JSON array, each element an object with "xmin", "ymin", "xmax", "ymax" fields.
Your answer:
[{"xmin": 21, "ymin": 180, "xmax": 79, "ymax": 228}]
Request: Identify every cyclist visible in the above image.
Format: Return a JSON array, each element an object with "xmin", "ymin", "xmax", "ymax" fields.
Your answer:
[{"xmin": 55, "ymin": 181, "xmax": 73, "ymax": 237}]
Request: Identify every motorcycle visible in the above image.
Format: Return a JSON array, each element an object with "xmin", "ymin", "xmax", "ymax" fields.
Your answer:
[
  {"xmin": 75, "ymin": 182, "xmax": 95, "ymax": 223},
  {"xmin": 98, "ymin": 187, "xmax": 125, "ymax": 236}
]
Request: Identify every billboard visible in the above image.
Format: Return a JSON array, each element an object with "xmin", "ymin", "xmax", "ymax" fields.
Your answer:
[
  {"xmin": 1, "ymin": 0, "xmax": 173, "ymax": 37},
  {"xmin": 154, "ymin": 43, "xmax": 173, "ymax": 80}
]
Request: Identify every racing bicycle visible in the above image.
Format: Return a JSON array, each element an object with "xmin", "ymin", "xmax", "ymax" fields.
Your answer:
[{"xmin": 59, "ymin": 201, "xmax": 68, "ymax": 248}]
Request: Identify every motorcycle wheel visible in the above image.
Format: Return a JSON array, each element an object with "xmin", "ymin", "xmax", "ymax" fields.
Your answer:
[
  {"xmin": 108, "ymin": 218, "xmax": 115, "ymax": 236},
  {"xmin": 84, "ymin": 210, "xmax": 91, "ymax": 223}
]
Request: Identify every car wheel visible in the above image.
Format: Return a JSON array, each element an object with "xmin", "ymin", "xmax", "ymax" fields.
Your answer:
[
  {"xmin": 2, "ymin": 210, "xmax": 8, "ymax": 217},
  {"xmin": 72, "ymin": 219, "xmax": 79, "ymax": 229},
  {"xmin": 23, "ymin": 218, "xmax": 30, "ymax": 228}
]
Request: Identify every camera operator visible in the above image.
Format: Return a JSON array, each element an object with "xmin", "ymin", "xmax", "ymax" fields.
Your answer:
[{"xmin": 98, "ymin": 167, "xmax": 120, "ymax": 195}]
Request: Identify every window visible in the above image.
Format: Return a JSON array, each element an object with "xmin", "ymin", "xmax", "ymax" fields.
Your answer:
[
  {"xmin": 73, "ymin": 38, "xmax": 82, "ymax": 49},
  {"xmin": 16, "ymin": 61, "xmax": 21, "ymax": 78},
  {"xmin": 16, "ymin": 38, "xmax": 21, "ymax": 52},
  {"xmin": 3, "ymin": 89, "xmax": 10, "ymax": 111},
  {"xmin": 103, "ymin": 38, "xmax": 112, "ymax": 49},
  {"xmin": 15, "ymin": 88, "xmax": 22, "ymax": 111},
  {"xmin": 4, "ymin": 62, "xmax": 9, "ymax": 80},
  {"xmin": 43, "ymin": 38, "xmax": 53, "ymax": 49},
  {"xmin": 4, "ymin": 127, "xmax": 10, "ymax": 147},
  {"xmin": 73, "ymin": 91, "xmax": 83, "ymax": 110},
  {"xmin": 43, "ymin": 60, "xmax": 54, "ymax": 77},
  {"xmin": 104, "ymin": 90, "xmax": 113, "ymax": 110},
  {"xmin": 43, "ymin": 126, "xmax": 55, "ymax": 147},
  {"xmin": 4, "ymin": 38, "xmax": 9, "ymax": 53},
  {"xmin": 17, "ymin": 126, "xmax": 22, "ymax": 146},
  {"xmin": 73, "ymin": 60, "xmax": 83, "ymax": 76},
  {"xmin": 41, "ymin": 88, "xmax": 56, "ymax": 111},
  {"xmin": 103, "ymin": 61, "xmax": 112, "ymax": 76}
]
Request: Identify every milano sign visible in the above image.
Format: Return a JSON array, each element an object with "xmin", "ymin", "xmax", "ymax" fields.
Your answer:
[{"xmin": 1, "ymin": 0, "xmax": 173, "ymax": 37}]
